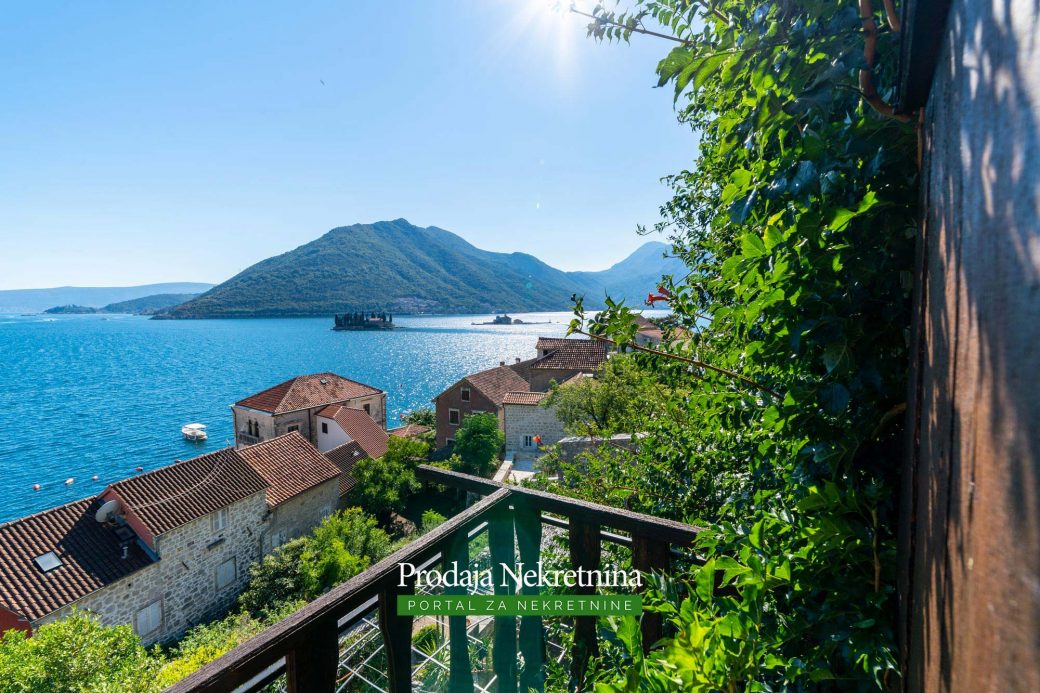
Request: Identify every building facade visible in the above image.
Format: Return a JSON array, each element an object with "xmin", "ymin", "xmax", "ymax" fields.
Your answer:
[
  {"xmin": 232, "ymin": 372, "xmax": 386, "ymax": 448},
  {"xmin": 502, "ymin": 391, "xmax": 567, "ymax": 460},
  {"xmin": 433, "ymin": 363, "xmax": 529, "ymax": 449}
]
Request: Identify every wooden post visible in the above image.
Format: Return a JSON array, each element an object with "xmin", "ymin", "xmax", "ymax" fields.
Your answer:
[
  {"xmin": 631, "ymin": 534, "xmax": 670, "ymax": 653},
  {"xmin": 488, "ymin": 503, "xmax": 518, "ymax": 693},
  {"xmin": 568, "ymin": 518, "xmax": 601, "ymax": 688},
  {"xmin": 514, "ymin": 499, "xmax": 545, "ymax": 692},
  {"xmin": 286, "ymin": 615, "xmax": 339, "ymax": 693},
  {"xmin": 379, "ymin": 574, "xmax": 415, "ymax": 693},
  {"xmin": 443, "ymin": 530, "xmax": 474, "ymax": 693}
]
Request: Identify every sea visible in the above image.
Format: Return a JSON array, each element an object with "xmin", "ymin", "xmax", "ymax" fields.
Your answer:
[{"xmin": 0, "ymin": 311, "xmax": 609, "ymax": 524}]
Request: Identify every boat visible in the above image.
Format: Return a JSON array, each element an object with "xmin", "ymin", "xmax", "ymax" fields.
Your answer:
[
  {"xmin": 472, "ymin": 314, "xmax": 552, "ymax": 325},
  {"xmin": 181, "ymin": 423, "xmax": 208, "ymax": 441}
]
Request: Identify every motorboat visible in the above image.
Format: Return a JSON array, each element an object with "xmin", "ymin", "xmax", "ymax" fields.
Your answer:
[{"xmin": 181, "ymin": 423, "xmax": 208, "ymax": 441}]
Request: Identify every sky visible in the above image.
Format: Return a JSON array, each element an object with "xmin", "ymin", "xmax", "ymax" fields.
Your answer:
[{"xmin": 0, "ymin": 1, "xmax": 694, "ymax": 290}]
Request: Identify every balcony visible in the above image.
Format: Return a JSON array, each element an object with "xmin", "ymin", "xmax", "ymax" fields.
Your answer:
[
  {"xmin": 168, "ymin": 465, "xmax": 701, "ymax": 692},
  {"xmin": 237, "ymin": 433, "xmax": 260, "ymax": 446}
]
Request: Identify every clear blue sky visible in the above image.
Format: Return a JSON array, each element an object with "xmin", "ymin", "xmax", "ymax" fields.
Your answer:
[{"xmin": 0, "ymin": 1, "xmax": 693, "ymax": 290}]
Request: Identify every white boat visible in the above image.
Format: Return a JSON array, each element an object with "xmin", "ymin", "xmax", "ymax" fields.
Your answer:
[{"xmin": 181, "ymin": 423, "xmax": 208, "ymax": 441}]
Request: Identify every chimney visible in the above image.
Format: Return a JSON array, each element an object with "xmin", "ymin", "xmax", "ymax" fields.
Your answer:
[
  {"xmin": 500, "ymin": 361, "xmax": 506, "ymax": 366},
  {"xmin": 515, "ymin": 357, "xmax": 521, "ymax": 363}
]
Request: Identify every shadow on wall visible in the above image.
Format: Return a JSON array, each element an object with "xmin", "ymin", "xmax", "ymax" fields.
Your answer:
[{"xmin": 904, "ymin": 0, "xmax": 1040, "ymax": 689}]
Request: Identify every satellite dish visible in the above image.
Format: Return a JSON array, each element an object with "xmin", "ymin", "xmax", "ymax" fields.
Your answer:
[{"xmin": 95, "ymin": 499, "xmax": 122, "ymax": 524}]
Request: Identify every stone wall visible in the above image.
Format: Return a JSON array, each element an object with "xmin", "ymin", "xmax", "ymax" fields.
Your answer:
[
  {"xmin": 38, "ymin": 491, "xmax": 267, "ymax": 645},
  {"xmin": 435, "ymin": 379, "xmax": 501, "ymax": 449},
  {"xmin": 503, "ymin": 402, "xmax": 566, "ymax": 458},
  {"xmin": 264, "ymin": 479, "xmax": 338, "ymax": 553}
]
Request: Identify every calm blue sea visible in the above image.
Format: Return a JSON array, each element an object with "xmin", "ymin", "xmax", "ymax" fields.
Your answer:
[{"xmin": 0, "ymin": 312, "xmax": 586, "ymax": 523}]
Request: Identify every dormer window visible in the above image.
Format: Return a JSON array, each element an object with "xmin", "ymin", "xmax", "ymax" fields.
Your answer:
[
  {"xmin": 34, "ymin": 551, "xmax": 62, "ymax": 573},
  {"xmin": 461, "ymin": 387, "xmax": 471, "ymax": 402}
]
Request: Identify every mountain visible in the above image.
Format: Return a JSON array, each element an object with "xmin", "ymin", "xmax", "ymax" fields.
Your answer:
[
  {"xmin": 162, "ymin": 220, "xmax": 683, "ymax": 318},
  {"xmin": 43, "ymin": 294, "xmax": 201, "ymax": 316},
  {"xmin": 0, "ymin": 283, "xmax": 214, "ymax": 314}
]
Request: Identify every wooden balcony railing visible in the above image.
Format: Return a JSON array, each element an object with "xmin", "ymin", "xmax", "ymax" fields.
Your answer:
[{"xmin": 167, "ymin": 465, "xmax": 701, "ymax": 693}]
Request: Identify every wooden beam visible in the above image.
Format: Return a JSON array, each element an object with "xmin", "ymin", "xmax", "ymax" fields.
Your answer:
[
  {"xmin": 443, "ymin": 529, "xmax": 474, "ymax": 693},
  {"xmin": 568, "ymin": 517, "xmax": 601, "ymax": 688},
  {"xmin": 285, "ymin": 616, "xmax": 339, "ymax": 693},
  {"xmin": 379, "ymin": 574, "xmax": 415, "ymax": 693},
  {"xmin": 417, "ymin": 465, "xmax": 701, "ymax": 546},
  {"xmin": 631, "ymin": 534, "xmax": 670, "ymax": 653},
  {"xmin": 515, "ymin": 498, "xmax": 546, "ymax": 692},
  {"xmin": 489, "ymin": 503, "xmax": 518, "ymax": 693}
]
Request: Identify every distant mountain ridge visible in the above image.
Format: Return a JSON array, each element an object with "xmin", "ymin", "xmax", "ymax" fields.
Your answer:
[
  {"xmin": 43, "ymin": 293, "xmax": 201, "ymax": 316},
  {"xmin": 0, "ymin": 283, "xmax": 214, "ymax": 313},
  {"xmin": 163, "ymin": 220, "xmax": 683, "ymax": 318}
]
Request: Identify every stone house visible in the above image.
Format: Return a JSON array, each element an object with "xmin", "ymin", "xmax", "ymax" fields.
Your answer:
[
  {"xmin": 0, "ymin": 433, "xmax": 340, "ymax": 645},
  {"xmin": 527, "ymin": 338, "xmax": 607, "ymax": 391},
  {"xmin": 232, "ymin": 372, "xmax": 386, "ymax": 448},
  {"xmin": 502, "ymin": 390, "xmax": 568, "ymax": 460},
  {"xmin": 432, "ymin": 362, "xmax": 531, "ymax": 449},
  {"xmin": 314, "ymin": 404, "xmax": 390, "ymax": 459}
]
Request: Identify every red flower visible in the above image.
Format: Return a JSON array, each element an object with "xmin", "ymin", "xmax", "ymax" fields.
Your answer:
[{"xmin": 646, "ymin": 293, "xmax": 671, "ymax": 305}]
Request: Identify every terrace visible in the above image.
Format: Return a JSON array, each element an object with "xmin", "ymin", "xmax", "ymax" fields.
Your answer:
[{"xmin": 168, "ymin": 465, "xmax": 701, "ymax": 692}]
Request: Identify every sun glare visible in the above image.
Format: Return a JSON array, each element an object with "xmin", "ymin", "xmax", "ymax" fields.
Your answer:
[{"xmin": 496, "ymin": 0, "xmax": 580, "ymax": 83}]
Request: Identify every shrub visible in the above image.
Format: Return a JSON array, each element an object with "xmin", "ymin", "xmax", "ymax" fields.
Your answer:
[
  {"xmin": 350, "ymin": 436, "xmax": 426, "ymax": 517},
  {"xmin": 451, "ymin": 412, "xmax": 503, "ymax": 476}
]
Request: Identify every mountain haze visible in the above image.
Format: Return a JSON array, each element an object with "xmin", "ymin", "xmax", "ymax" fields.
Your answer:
[
  {"xmin": 0, "ymin": 283, "xmax": 214, "ymax": 314},
  {"xmin": 164, "ymin": 220, "xmax": 682, "ymax": 318}
]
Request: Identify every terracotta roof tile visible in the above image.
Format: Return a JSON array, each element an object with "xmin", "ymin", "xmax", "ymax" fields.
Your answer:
[
  {"xmin": 235, "ymin": 373, "xmax": 382, "ymax": 414},
  {"xmin": 388, "ymin": 423, "xmax": 431, "ymax": 438},
  {"xmin": 502, "ymin": 391, "xmax": 548, "ymax": 406},
  {"xmin": 324, "ymin": 442, "xmax": 366, "ymax": 496},
  {"xmin": 237, "ymin": 433, "xmax": 341, "ymax": 508},
  {"xmin": 317, "ymin": 405, "xmax": 389, "ymax": 460},
  {"xmin": 0, "ymin": 498, "xmax": 155, "ymax": 622},
  {"xmin": 533, "ymin": 338, "xmax": 607, "ymax": 371},
  {"xmin": 108, "ymin": 448, "xmax": 268, "ymax": 537},
  {"xmin": 463, "ymin": 365, "xmax": 530, "ymax": 406}
]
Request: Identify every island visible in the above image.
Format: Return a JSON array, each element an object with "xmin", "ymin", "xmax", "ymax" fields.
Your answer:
[{"xmin": 333, "ymin": 312, "xmax": 399, "ymax": 331}]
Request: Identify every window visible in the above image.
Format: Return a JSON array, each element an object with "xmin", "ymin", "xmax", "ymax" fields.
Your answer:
[
  {"xmin": 287, "ymin": 424, "xmax": 300, "ymax": 433},
  {"xmin": 460, "ymin": 387, "xmax": 471, "ymax": 402},
  {"xmin": 33, "ymin": 551, "xmax": 62, "ymax": 573},
  {"xmin": 216, "ymin": 558, "xmax": 237, "ymax": 590},
  {"xmin": 321, "ymin": 421, "xmax": 328, "ymax": 434},
  {"xmin": 449, "ymin": 409, "xmax": 460, "ymax": 426},
  {"xmin": 523, "ymin": 434, "xmax": 534, "ymax": 448},
  {"xmin": 363, "ymin": 403, "xmax": 371, "ymax": 415},
  {"xmin": 136, "ymin": 600, "xmax": 161, "ymax": 636},
  {"xmin": 211, "ymin": 508, "xmax": 229, "ymax": 532}
]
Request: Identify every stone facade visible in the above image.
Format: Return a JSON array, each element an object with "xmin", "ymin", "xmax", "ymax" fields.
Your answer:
[
  {"xmin": 527, "ymin": 367, "xmax": 582, "ymax": 393},
  {"xmin": 263, "ymin": 479, "xmax": 338, "ymax": 553},
  {"xmin": 503, "ymin": 401, "xmax": 567, "ymax": 460},
  {"xmin": 233, "ymin": 392, "xmax": 386, "ymax": 448},
  {"xmin": 37, "ymin": 491, "xmax": 267, "ymax": 645}
]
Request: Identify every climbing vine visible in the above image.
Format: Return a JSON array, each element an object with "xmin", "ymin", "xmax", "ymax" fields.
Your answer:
[{"xmin": 557, "ymin": 0, "xmax": 918, "ymax": 688}]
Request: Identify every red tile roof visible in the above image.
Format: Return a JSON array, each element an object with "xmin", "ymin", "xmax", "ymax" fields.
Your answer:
[
  {"xmin": 237, "ymin": 433, "xmax": 341, "ymax": 508},
  {"xmin": 0, "ymin": 497, "xmax": 156, "ymax": 622},
  {"xmin": 107, "ymin": 448, "xmax": 268, "ymax": 537},
  {"xmin": 317, "ymin": 405, "xmax": 389, "ymax": 460},
  {"xmin": 463, "ymin": 365, "xmax": 530, "ymax": 406},
  {"xmin": 324, "ymin": 442, "xmax": 366, "ymax": 496},
  {"xmin": 502, "ymin": 391, "xmax": 548, "ymax": 406},
  {"xmin": 235, "ymin": 373, "xmax": 382, "ymax": 414},
  {"xmin": 533, "ymin": 338, "xmax": 607, "ymax": 371},
  {"xmin": 388, "ymin": 423, "xmax": 431, "ymax": 438}
]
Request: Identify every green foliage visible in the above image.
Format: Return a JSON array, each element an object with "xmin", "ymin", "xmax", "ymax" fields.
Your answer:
[
  {"xmin": 237, "ymin": 538, "xmax": 313, "ymax": 617},
  {"xmin": 421, "ymin": 509, "xmax": 447, "ymax": 533},
  {"xmin": 553, "ymin": 1, "xmax": 918, "ymax": 689},
  {"xmin": 401, "ymin": 407, "xmax": 436, "ymax": 427},
  {"xmin": 0, "ymin": 610, "xmax": 159, "ymax": 693},
  {"xmin": 544, "ymin": 354, "xmax": 663, "ymax": 436},
  {"xmin": 411, "ymin": 624, "xmax": 442, "ymax": 656},
  {"xmin": 350, "ymin": 436, "xmax": 426, "ymax": 516},
  {"xmin": 451, "ymin": 412, "xmax": 503, "ymax": 476}
]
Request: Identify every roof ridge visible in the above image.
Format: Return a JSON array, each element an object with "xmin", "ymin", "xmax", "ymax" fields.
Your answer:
[{"xmin": 108, "ymin": 445, "xmax": 236, "ymax": 489}]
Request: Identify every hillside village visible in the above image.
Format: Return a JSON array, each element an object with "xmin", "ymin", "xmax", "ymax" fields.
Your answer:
[{"xmin": 0, "ymin": 326, "xmax": 661, "ymax": 645}]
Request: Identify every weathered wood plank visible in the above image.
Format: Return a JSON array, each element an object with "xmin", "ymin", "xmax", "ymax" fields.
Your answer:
[
  {"xmin": 568, "ymin": 517, "xmax": 601, "ymax": 688},
  {"xmin": 489, "ymin": 503, "xmax": 518, "ymax": 693},
  {"xmin": 631, "ymin": 534, "xmax": 670, "ymax": 653},
  {"xmin": 379, "ymin": 575, "xmax": 415, "ymax": 693},
  {"xmin": 443, "ymin": 529, "xmax": 474, "ymax": 693},
  {"xmin": 515, "ymin": 498, "xmax": 546, "ymax": 692},
  {"xmin": 285, "ymin": 616, "xmax": 339, "ymax": 693}
]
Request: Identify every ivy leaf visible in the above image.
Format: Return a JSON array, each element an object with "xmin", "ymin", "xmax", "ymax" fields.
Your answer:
[
  {"xmin": 741, "ymin": 231, "xmax": 767, "ymax": 258},
  {"xmin": 818, "ymin": 383, "xmax": 850, "ymax": 414}
]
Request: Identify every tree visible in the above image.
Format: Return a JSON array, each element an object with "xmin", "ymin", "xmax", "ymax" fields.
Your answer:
[
  {"xmin": 451, "ymin": 412, "xmax": 503, "ymax": 476},
  {"xmin": 543, "ymin": 354, "xmax": 663, "ymax": 436},
  {"xmin": 350, "ymin": 436, "xmax": 426, "ymax": 517},
  {"xmin": 237, "ymin": 538, "xmax": 314, "ymax": 617},
  {"xmin": 0, "ymin": 610, "xmax": 160, "ymax": 693},
  {"xmin": 401, "ymin": 407, "xmax": 435, "ymax": 427}
]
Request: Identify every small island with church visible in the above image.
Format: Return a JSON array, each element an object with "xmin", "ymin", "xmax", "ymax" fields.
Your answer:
[{"xmin": 332, "ymin": 311, "xmax": 399, "ymax": 331}]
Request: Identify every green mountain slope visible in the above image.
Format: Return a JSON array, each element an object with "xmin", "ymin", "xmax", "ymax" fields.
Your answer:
[
  {"xmin": 43, "ymin": 294, "xmax": 201, "ymax": 316},
  {"xmin": 0, "ymin": 283, "xmax": 214, "ymax": 314},
  {"xmin": 163, "ymin": 220, "xmax": 678, "ymax": 318}
]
